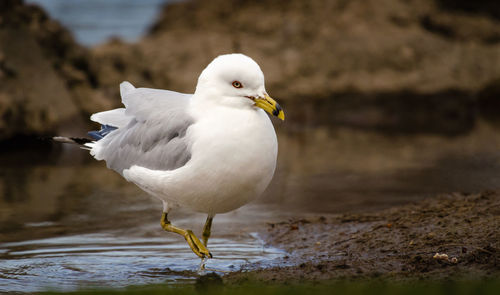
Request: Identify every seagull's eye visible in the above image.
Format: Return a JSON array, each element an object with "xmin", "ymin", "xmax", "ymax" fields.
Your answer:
[{"xmin": 232, "ymin": 81, "xmax": 243, "ymax": 89}]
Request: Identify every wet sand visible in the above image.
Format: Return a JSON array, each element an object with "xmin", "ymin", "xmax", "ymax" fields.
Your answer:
[{"xmin": 225, "ymin": 191, "xmax": 499, "ymax": 283}]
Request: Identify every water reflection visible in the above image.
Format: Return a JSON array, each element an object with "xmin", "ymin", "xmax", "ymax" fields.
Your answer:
[{"xmin": 269, "ymin": 120, "xmax": 500, "ymax": 212}]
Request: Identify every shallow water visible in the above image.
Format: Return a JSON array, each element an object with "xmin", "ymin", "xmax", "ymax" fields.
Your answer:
[
  {"xmin": 0, "ymin": 153, "xmax": 288, "ymax": 292},
  {"xmin": 2, "ymin": 114, "xmax": 500, "ymax": 292},
  {"xmin": 0, "ymin": 231, "xmax": 283, "ymax": 293}
]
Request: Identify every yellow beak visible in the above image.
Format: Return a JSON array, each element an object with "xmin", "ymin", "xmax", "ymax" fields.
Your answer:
[{"xmin": 253, "ymin": 94, "xmax": 285, "ymax": 121}]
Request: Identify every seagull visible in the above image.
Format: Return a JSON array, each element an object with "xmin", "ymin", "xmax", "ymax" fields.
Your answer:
[{"xmin": 54, "ymin": 53, "xmax": 284, "ymax": 259}]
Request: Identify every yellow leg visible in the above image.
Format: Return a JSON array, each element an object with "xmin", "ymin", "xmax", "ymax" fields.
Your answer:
[
  {"xmin": 161, "ymin": 213, "xmax": 212, "ymax": 259},
  {"xmin": 202, "ymin": 215, "xmax": 214, "ymax": 247}
]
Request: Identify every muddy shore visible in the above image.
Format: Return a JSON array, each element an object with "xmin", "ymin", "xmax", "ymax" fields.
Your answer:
[{"xmin": 225, "ymin": 191, "xmax": 499, "ymax": 283}]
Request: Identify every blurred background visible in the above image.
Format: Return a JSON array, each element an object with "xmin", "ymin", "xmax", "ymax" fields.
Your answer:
[{"xmin": 1, "ymin": 0, "xmax": 500, "ymax": 292}]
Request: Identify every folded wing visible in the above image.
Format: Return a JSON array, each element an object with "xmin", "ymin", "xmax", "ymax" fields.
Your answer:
[{"xmin": 89, "ymin": 81, "xmax": 195, "ymax": 176}]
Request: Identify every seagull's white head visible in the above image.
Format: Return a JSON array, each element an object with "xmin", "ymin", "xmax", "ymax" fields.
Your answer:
[{"xmin": 195, "ymin": 53, "xmax": 284, "ymax": 120}]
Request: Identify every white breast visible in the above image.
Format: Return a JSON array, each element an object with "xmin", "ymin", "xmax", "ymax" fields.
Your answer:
[{"xmin": 161, "ymin": 106, "xmax": 278, "ymax": 214}]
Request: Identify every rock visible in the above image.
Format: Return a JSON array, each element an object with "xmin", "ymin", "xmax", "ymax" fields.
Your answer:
[
  {"xmin": 3, "ymin": 0, "xmax": 500, "ymax": 139},
  {"xmin": 0, "ymin": 0, "xmax": 112, "ymax": 140},
  {"xmin": 92, "ymin": 0, "xmax": 500, "ymax": 102}
]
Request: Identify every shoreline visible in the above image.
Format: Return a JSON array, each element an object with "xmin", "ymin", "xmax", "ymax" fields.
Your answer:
[{"xmin": 224, "ymin": 191, "xmax": 499, "ymax": 283}]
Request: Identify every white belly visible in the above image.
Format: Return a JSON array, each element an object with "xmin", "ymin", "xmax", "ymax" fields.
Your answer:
[{"xmin": 143, "ymin": 107, "xmax": 278, "ymax": 214}]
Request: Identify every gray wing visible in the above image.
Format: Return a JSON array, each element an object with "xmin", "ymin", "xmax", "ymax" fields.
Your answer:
[{"xmin": 91, "ymin": 82, "xmax": 195, "ymax": 176}]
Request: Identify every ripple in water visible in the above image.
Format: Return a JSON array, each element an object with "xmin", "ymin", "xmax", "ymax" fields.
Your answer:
[{"xmin": 0, "ymin": 232, "xmax": 285, "ymax": 293}]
